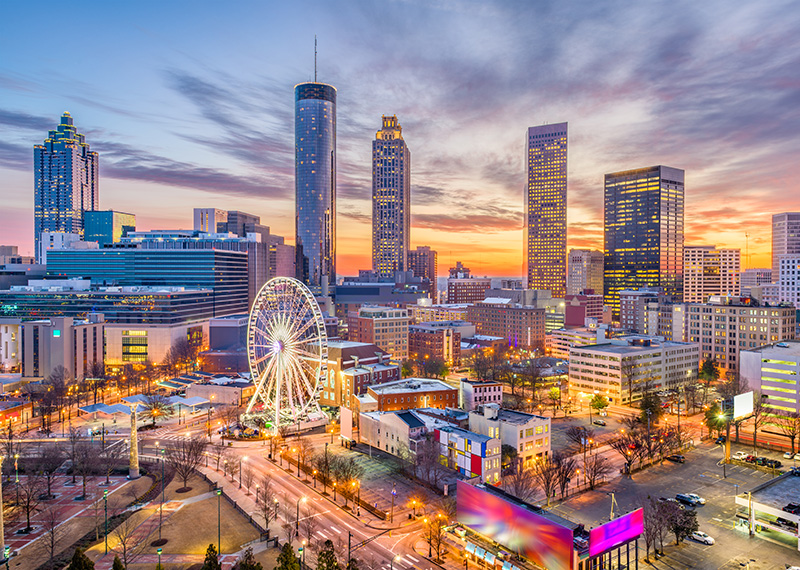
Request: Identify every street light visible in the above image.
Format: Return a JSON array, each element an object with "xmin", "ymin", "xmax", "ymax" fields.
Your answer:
[
  {"xmin": 296, "ymin": 496, "xmax": 306, "ymax": 531},
  {"xmin": 216, "ymin": 489, "xmax": 222, "ymax": 553},
  {"xmin": 13, "ymin": 454, "xmax": 19, "ymax": 506},
  {"xmin": 104, "ymin": 489, "xmax": 109, "ymax": 554},
  {"xmin": 159, "ymin": 446, "xmax": 165, "ymax": 541},
  {"xmin": 157, "ymin": 547, "xmax": 162, "ymax": 568},
  {"xmin": 301, "ymin": 540, "xmax": 306, "ymax": 567},
  {"xmin": 333, "ymin": 482, "xmax": 337, "ymax": 500},
  {"xmin": 255, "ymin": 484, "xmax": 259, "ymax": 504},
  {"xmin": 390, "ymin": 555, "xmax": 400, "ymax": 570},
  {"xmin": 312, "ymin": 469, "xmax": 317, "ymax": 488}
]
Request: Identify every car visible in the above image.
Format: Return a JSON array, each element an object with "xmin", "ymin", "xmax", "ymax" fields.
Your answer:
[
  {"xmin": 733, "ymin": 451, "xmax": 748, "ymax": 461},
  {"xmin": 685, "ymin": 493, "xmax": 706, "ymax": 505},
  {"xmin": 676, "ymin": 493, "xmax": 701, "ymax": 507},
  {"xmin": 745, "ymin": 454, "xmax": 758, "ymax": 463},
  {"xmin": 783, "ymin": 503, "xmax": 800, "ymax": 514},
  {"xmin": 593, "ymin": 419, "xmax": 607, "ymax": 426},
  {"xmin": 666, "ymin": 454, "xmax": 685, "ymax": 463},
  {"xmin": 690, "ymin": 531, "xmax": 715, "ymax": 545},
  {"xmin": 766, "ymin": 459, "xmax": 782, "ymax": 469},
  {"xmin": 756, "ymin": 457, "xmax": 768, "ymax": 466},
  {"xmin": 599, "ymin": 410, "xmax": 608, "ymax": 416},
  {"xmin": 795, "ymin": 453, "xmax": 800, "ymax": 461},
  {"xmin": 776, "ymin": 517, "xmax": 798, "ymax": 529},
  {"xmin": 784, "ymin": 451, "xmax": 794, "ymax": 459},
  {"xmin": 715, "ymin": 436, "xmax": 727, "ymax": 445}
]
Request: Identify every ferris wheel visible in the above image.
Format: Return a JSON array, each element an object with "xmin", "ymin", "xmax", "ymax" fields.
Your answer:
[{"xmin": 245, "ymin": 277, "xmax": 328, "ymax": 432}]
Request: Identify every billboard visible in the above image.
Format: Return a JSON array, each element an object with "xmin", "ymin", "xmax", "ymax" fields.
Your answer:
[
  {"xmin": 457, "ymin": 481, "xmax": 573, "ymax": 570},
  {"xmin": 733, "ymin": 391, "xmax": 754, "ymax": 420},
  {"xmin": 589, "ymin": 508, "xmax": 644, "ymax": 557}
]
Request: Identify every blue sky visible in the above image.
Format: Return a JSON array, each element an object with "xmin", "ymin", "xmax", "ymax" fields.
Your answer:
[{"xmin": 2, "ymin": 0, "xmax": 800, "ymax": 274}]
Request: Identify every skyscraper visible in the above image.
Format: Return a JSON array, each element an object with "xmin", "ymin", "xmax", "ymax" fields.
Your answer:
[
  {"xmin": 408, "ymin": 246, "xmax": 438, "ymax": 300},
  {"xmin": 34, "ymin": 112, "xmax": 99, "ymax": 262},
  {"xmin": 295, "ymin": 82, "xmax": 336, "ymax": 291},
  {"xmin": 372, "ymin": 116, "xmax": 410, "ymax": 279},
  {"xmin": 525, "ymin": 123, "xmax": 567, "ymax": 297},
  {"xmin": 604, "ymin": 166, "xmax": 684, "ymax": 316},
  {"xmin": 683, "ymin": 245, "xmax": 740, "ymax": 303},
  {"xmin": 771, "ymin": 213, "xmax": 800, "ymax": 279},
  {"xmin": 567, "ymin": 249, "xmax": 604, "ymax": 295}
]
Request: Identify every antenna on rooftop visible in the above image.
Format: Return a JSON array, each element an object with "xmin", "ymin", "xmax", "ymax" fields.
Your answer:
[
  {"xmin": 314, "ymin": 35, "xmax": 317, "ymax": 82},
  {"xmin": 745, "ymin": 232, "xmax": 750, "ymax": 270}
]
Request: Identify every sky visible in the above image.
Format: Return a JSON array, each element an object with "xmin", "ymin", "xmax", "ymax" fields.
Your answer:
[{"xmin": 2, "ymin": 0, "xmax": 800, "ymax": 276}]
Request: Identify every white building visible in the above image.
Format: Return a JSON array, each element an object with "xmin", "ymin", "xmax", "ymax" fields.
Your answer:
[
  {"xmin": 683, "ymin": 245, "xmax": 740, "ymax": 303},
  {"xmin": 468, "ymin": 404, "xmax": 551, "ymax": 468},
  {"xmin": 568, "ymin": 336, "xmax": 699, "ymax": 405},
  {"xmin": 549, "ymin": 326, "xmax": 608, "ymax": 359},
  {"xmin": 776, "ymin": 255, "xmax": 800, "ymax": 307},
  {"xmin": 740, "ymin": 340, "xmax": 800, "ymax": 415},
  {"xmin": 741, "ymin": 268, "xmax": 773, "ymax": 296},
  {"xmin": 772, "ymin": 213, "xmax": 800, "ymax": 278},
  {"xmin": 459, "ymin": 378, "xmax": 503, "ymax": 411},
  {"xmin": 567, "ymin": 249, "xmax": 604, "ymax": 296}
]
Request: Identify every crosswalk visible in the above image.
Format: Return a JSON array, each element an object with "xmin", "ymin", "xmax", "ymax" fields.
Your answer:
[{"xmin": 309, "ymin": 526, "xmax": 416, "ymax": 570}]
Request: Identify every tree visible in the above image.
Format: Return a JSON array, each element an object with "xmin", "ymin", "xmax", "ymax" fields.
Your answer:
[
  {"xmin": 0, "ymin": 424, "xmax": 24, "ymax": 479},
  {"xmin": 401, "ymin": 360, "xmax": 415, "ymax": 378},
  {"xmin": 36, "ymin": 444, "xmax": 64, "ymax": 499},
  {"xmin": 502, "ymin": 463, "xmax": 538, "ymax": 502},
  {"xmin": 297, "ymin": 436, "xmax": 314, "ymax": 474},
  {"xmin": 233, "ymin": 547, "xmax": 263, "ymax": 570},
  {"xmin": 641, "ymin": 497, "xmax": 665, "ymax": 562},
  {"xmin": 471, "ymin": 350, "xmax": 491, "ymax": 381},
  {"xmin": 100, "ymin": 440, "xmax": 127, "ymax": 485},
  {"xmin": 423, "ymin": 513, "xmax": 447, "ymax": 561},
  {"xmin": 86, "ymin": 360, "xmax": 107, "ymax": 404},
  {"xmin": 667, "ymin": 503, "xmax": 698, "ymax": 545},
  {"xmin": 300, "ymin": 503, "xmax": 319, "ymax": 545},
  {"xmin": 548, "ymin": 386, "xmax": 561, "ymax": 416},
  {"xmin": 112, "ymin": 512, "xmax": 145, "ymax": 568},
  {"xmin": 68, "ymin": 426, "xmax": 83, "ymax": 484},
  {"xmin": 774, "ymin": 411, "xmax": 800, "ymax": 454},
  {"xmin": 330, "ymin": 455, "xmax": 363, "ymax": 506},
  {"xmin": 315, "ymin": 539, "xmax": 341, "ymax": 570},
  {"xmin": 255, "ymin": 474, "xmax": 279, "ymax": 530},
  {"xmin": 565, "ymin": 426, "xmax": 595, "ymax": 455},
  {"xmin": 610, "ymin": 431, "xmax": 647, "ymax": 476},
  {"xmin": 583, "ymin": 454, "xmax": 612, "ymax": 490},
  {"xmin": 202, "ymin": 543, "xmax": 222, "ymax": 570},
  {"xmin": 17, "ymin": 472, "xmax": 45, "ymax": 532},
  {"xmin": 751, "ymin": 391, "xmax": 767, "ymax": 452},
  {"xmin": 74, "ymin": 442, "xmax": 101, "ymax": 499},
  {"xmin": 500, "ymin": 444, "xmax": 518, "ymax": 473},
  {"xmin": 141, "ymin": 393, "xmax": 175, "ymax": 426},
  {"xmin": 275, "ymin": 540, "xmax": 300, "ymax": 570},
  {"xmin": 241, "ymin": 463, "xmax": 256, "ymax": 494},
  {"xmin": 699, "ymin": 359, "xmax": 720, "ymax": 405},
  {"xmin": 219, "ymin": 405, "xmax": 241, "ymax": 431},
  {"xmin": 639, "ymin": 391, "xmax": 662, "ymax": 426},
  {"xmin": 522, "ymin": 359, "xmax": 544, "ymax": 403},
  {"xmin": 530, "ymin": 455, "xmax": 560, "ymax": 506},
  {"xmin": 39, "ymin": 505, "xmax": 67, "ymax": 565},
  {"xmin": 704, "ymin": 402, "xmax": 725, "ymax": 436},
  {"xmin": 590, "ymin": 394, "xmax": 609, "ymax": 413},
  {"xmin": 414, "ymin": 435, "xmax": 443, "ymax": 487},
  {"xmin": 112, "ymin": 556, "xmax": 125, "ymax": 570},
  {"xmin": 552, "ymin": 451, "xmax": 577, "ymax": 497},
  {"xmin": 69, "ymin": 547, "xmax": 95, "ymax": 570},
  {"xmin": 165, "ymin": 435, "xmax": 206, "ymax": 490}
]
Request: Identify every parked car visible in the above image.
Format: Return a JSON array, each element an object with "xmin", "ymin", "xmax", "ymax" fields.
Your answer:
[
  {"xmin": 676, "ymin": 493, "xmax": 701, "ymax": 506},
  {"xmin": 784, "ymin": 451, "xmax": 794, "ymax": 459},
  {"xmin": 685, "ymin": 493, "xmax": 706, "ymax": 505},
  {"xmin": 795, "ymin": 453, "xmax": 800, "ymax": 461},
  {"xmin": 593, "ymin": 419, "xmax": 607, "ymax": 426},
  {"xmin": 599, "ymin": 410, "xmax": 608, "ymax": 416},
  {"xmin": 745, "ymin": 454, "xmax": 757, "ymax": 463},
  {"xmin": 715, "ymin": 436, "xmax": 727, "ymax": 445},
  {"xmin": 766, "ymin": 459, "xmax": 782, "ymax": 469},
  {"xmin": 733, "ymin": 451, "xmax": 748, "ymax": 461},
  {"xmin": 666, "ymin": 454, "xmax": 686, "ymax": 463},
  {"xmin": 776, "ymin": 517, "xmax": 798, "ymax": 529},
  {"xmin": 690, "ymin": 531, "xmax": 715, "ymax": 545},
  {"xmin": 783, "ymin": 503, "xmax": 800, "ymax": 514},
  {"xmin": 756, "ymin": 457, "xmax": 768, "ymax": 466}
]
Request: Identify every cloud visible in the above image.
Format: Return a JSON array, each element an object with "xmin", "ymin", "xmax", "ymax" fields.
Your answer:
[{"xmin": 0, "ymin": 109, "xmax": 53, "ymax": 131}]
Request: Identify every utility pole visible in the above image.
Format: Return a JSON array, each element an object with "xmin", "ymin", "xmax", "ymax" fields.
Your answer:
[{"xmin": 390, "ymin": 483, "xmax": 396, "ymax": 523}]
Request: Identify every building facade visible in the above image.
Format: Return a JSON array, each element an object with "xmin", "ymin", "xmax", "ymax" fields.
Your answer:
[
  {"xmin": 295, "ymin": 82, "xmax": 336, "ymax": 291},
  {"xmin": 319, "ymin": 340, "xmax": 398, "ymax": 409},
  {"xmin": 525, "ymin": 123, "xmax": 567, "ymax": 297},
  {"xmin": 564, "ymin": 293, "xmax": 604, "ymax": 327},
  {"xmin": 568, "ymin": 337, "xmax": 699, "ymax": 405},
  {"xmin": 84, "ymin": 210, "xmax": 136, "ymax": 247},
  {"xmin": 772, "ymin": 213, "xmax": 800, "ymax": 278},
  {"xmin": 683, "ymin": 245, "xmax": 740, "ymax": 303},
  {"xmin": 346, "ymin": 306, "xmax": 409, "ymax": 359},
  {"xmin": 687, "ymin": 297, "xmax": 796, "ymax": 372},
  {"xmin": 408, "ymin": 246, "xmax": 438, "ymax": 300},
  {"xmin": 776, "ymin": 255, "xmax": 800, "ymax": 306},
  {"xmin": 34, "ymin": 113, "xmax": 99, "ymax": 262},
  {"xmin": 409, "ymin": 323, "xmax": 462, "ymax": 365},
  {"xmin": 740, "ymin": 340, "xmax": 800, "ymax": 416},
  {"xmin": 447, "ymin": 278, "xmax": 491, "ymax": 304},
  {"xmin": 408, "ymin": 302, "xmax": 470, "ymax": 323},
  {"xmin": 741, "ymin": 268, "xmax": 773, "ymax": 296},
  {"xmin": 466, "ymin": 300, "xmax": 546, "ymax": 351},
  {"xmin": 468, "ymin": 404, "xmax": 551, "ymax": 468},
  {"xmin": 459, "ymin": 378, "xmax": 503, "ymax": 412},
  {"xmin": 434, "ymin": 426, "xmax": 501, "ymax": 484},
  {"xmin": 358, "ymin": 378, "xmax": 458, "ymax": 412},
  {"xmin": 372, "ymin": 116, "xmax": 411, "ymax": 279},
  {"xmin": 567, "ymin": 249, "xmax": 604, "ymax": 296},
  {"xmin": 604, "ymin": 166, "xmax": 685, "ymax": 316}
]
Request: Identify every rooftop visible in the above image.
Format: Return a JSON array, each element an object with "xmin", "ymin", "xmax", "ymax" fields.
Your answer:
[
  {"xmin": 742, "ymin": 340, "xmax": 800, "ymax": 358},
  {"xmin": 438, "ymin": 425, "xmax": 495, "ymax": 443},
  {"xmin": 748, "ymin": 472, "xmax": 800, "ymax": 515},
  {"xmin": 396, "ymin": 411, "xmax": 425, "ymax": 429},
  {"xmin": 368, "ymin": 378, "xmax": 454, "ymax": 395}
]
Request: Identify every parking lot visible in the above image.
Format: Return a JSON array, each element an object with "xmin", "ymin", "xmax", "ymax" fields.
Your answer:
[{"xmin": 548, "ymin": 440, "xmax": 800, "ymax": 570}]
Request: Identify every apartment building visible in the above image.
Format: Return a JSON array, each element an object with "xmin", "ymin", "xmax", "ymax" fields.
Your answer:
[
  {"xmin": 347, "ymin": 306, "xmax": 409, "ymax": 359},
  {"xmin": 468, "ymin": 404, "xmax": 551, "ymax": 468}
]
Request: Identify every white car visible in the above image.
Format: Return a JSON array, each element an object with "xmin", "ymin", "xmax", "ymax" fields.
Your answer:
[
  {"xmin": 686, "ymin": 493, "xmax": 706, "ymax": 505},
  {"xmin": 795, "ymin": 453, "xmax": 800, "ymax": 461},
  {"xmin": 733, "ymin": 451, "xmax": 748, "ymax": 460},
  {"xmin": 784, "ymin": 451, "xmax": 794, "ymax": 459},
  {"xmin": 690, "ymin": 531, "xmax": 715, "ymax": 545}
]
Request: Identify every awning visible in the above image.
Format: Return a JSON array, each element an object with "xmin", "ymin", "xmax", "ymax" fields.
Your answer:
[
  {"xmin": 466, "ymin": 543, "xmax": 476, "ymax": 555},
  {"xmin": 485, "ymin": 553, "xmax": 496, "ymax": 564}
]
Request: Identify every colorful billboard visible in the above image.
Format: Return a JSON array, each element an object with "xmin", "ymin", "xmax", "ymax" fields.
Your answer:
[
  {"xmin": 457, "ymin": 481, "xmax": 573, "ymax": 570},
  {"xmin": 588, "ymin": 508, "xmax": 644, "ymax": 557}
]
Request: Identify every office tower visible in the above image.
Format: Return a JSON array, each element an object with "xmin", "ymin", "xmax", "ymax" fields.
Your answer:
[
  {"xmin": 525, "ymin": 123, "xmax": 567, "ymax": 297},
  {"xmin": 683, "ymin": 245, "xmax": 740, "ymax": 303},
  {"xmin": 34, "ymin": 112, "xmax": 99, "ymax": 261},
  {"xmin": 408, "ymin": 246, "xmax": 438, "ymax": 299},
  {"xmin": 347, "ymin": 306, "xmax": 409, "ymax": 359},
  {"xmin": 772, "ymin": 213, "xmax": 800, "ymax": 278},
  {"xmin": 372, "ymin": 116, "xmax": 411, "ymax": 279},
  {"xmin": 194, "ymin": 208, "xmax": 228, "ymax": 233},
  {"xmin": 604, "ymin": 166, "xmax": 685, "ymax": 316},
  {"xmin": 84, "ymin": 211, "xmax": 136, "ymax": 247},
  {"xmin": 741, "ymin": 268, "xmax": 773, "ymax": 296},
  {"xmin": 295, "ymin": 82, "xmax": 336, "ymax": 290},
  {"xmin": 777, "ymin": 255, "xmax": 800, "ymax": 306},
  {"xmin": 567, "ymin": 249, "xmax": 604, "ymax": 295}
]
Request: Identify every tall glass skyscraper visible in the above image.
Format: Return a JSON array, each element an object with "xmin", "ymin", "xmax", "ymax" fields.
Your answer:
[
  {"xmin": 604, "ymin": 165, "xmax": 685, "ymax": 316},
  {"xmin": 525, "ymin": 123, "xmax": 567, "ymax": 297},
  {"xmin": 372, "ymin": 115, "xmax": 410, "ymax": 279},
  {"xmin": 34, "ymin": 112, "xmax": 99, "ymax": 262},
  {"xmin": 295, "ymin": 82, "xmax": 336, "ymax": 291}
]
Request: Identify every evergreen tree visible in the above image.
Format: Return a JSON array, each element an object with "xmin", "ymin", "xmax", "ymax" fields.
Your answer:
[
  {"xmin": 233, "ymin": 547, "xmax": 264, "ymax": 570},
  {"xmin": 68, "ymin": 547, "xmax": 95, "ymax": 570},
  {"xmin": 315, "ymin": 540, "xmax": 340, "ymax": 570},
  {"xmin": 202, "ymin": 544, "xmax": 222, "ymax": 570},
  {"xmin": 112, "ymin": 556, "xmax": 125, "ymax": 570},
  {"xmin": 639, "ymin": 391, "xmax": 662, "ymax": 425},
  {"xmin": 275, "ymin": 542, "xmax": 300, "ymax": 570}
]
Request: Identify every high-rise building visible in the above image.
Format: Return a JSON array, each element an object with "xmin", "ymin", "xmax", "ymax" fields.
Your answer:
[
  {"xmin": 683, "ymin": 245, "xmax": 740, "ymax": 303},
  {"xmin": 194, "ymin": 209, "xmax": 228, "ymax": 233},
  {"xmin": 295, "ymin": 82, "xmax": 336, "ymax": 291},
  {"xmin": 772, "ymin": 213, "xmax": 800, "ymax": 278},
  {"xmin": 567, "ymin": 249, "xmax": 604, "ymax": 295},
  {"xmin": 466, "ymin": 300, "xmax": 545, "ymax": 351},
  {"xmin": 84, "ymin": 210, "xmax": 136, "ymax": 247},
  {"xmin": 372, "ymin": 116, "xmax": 410, "ymax": 280},
  {"xmin": 347, "ymin": 306, "xmax": 409, "ymax": 359},
  {"xmin": 776, "ymin": 255, "xmax": 800, "ymax": 306},
  {"xmin": 525, "ymin": 123, "xmax": 567, "ymax": 297},
  {"xmin": 408, "ymin": 246, "xmax": 438, "ymax": 300},
  {"xmin": 34, "ymin": 112, "xmax": 99, "ymax": 261},
  {"xmin": 604, "ymin": 166, "xmax": 685, "ymax": 316},
  {"xmin": 740, "ymin": 268, "xmax": 773, "ymax": 296}
]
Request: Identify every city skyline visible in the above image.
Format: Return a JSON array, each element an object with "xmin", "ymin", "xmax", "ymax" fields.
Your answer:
[{"xmin": 2, "ymin": 1, "xmax": 800, "ymax": 275}]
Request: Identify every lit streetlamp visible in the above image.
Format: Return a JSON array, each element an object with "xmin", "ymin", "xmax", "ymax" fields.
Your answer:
[
  {"xmin": 216, "ymin": 488, "xmax": 222, "ymax": 553},
  {"xmin": 296, "ymin": 496, "xmax": 306, "ymax": 531}
]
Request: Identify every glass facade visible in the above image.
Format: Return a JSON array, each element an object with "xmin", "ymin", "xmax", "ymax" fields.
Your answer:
[
  {"xmin": 45, "ymin": 249, "xmax": 248, "ymax": 316},
  {"xmin": 34, "ymin": 112, "xmax": 99, "ymax": 261},
  {"xmin": 372, "ymin": 116, "xmax": 411, "ymax": 279},
  {"xmin": 604, "ymin": 166, "xmax": 685, "ymax": 316},
  {"xmin": 295, "ymin": 82, "xmax": 336, "ymax": 291},
  {"xmin": 525, "ymin": 123, "xmax": 567, "ymax": 297},
  {"xmin": 84, "ymin": 210, "xmax": 136, "ymax": 246}
]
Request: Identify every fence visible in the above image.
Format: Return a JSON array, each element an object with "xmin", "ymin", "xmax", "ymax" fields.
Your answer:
[{"xmin": 194, "ymin": 469, "xmax": 272, "ymax": 542}]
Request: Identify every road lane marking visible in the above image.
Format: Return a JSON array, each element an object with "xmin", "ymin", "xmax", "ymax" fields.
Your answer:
[
  {"xmin": 330, "ymin": 525, "xmax": 342, "ymax": 534},
  {"xmin": 406, "ymin": 554, "xmax": 419, "ymax": 562}
]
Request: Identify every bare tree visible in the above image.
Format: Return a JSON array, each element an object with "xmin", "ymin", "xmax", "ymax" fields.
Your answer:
[
  {"xmin": 218, "ymin": 405, "xmax": 241, "ymax": 432},
  {"xmin": 641, "ymin": 497, "xmax": 663, "ymax": 562},
  {"xmin": 36, "ymin": 445, "xmax": 64, "ymax": 499},
  {"xmin": 583, "ymin": 454, "xmax": 612, "ymax": 490},
  {"xmin": 564, "ymin": 426, "xmax": 595, "ymax": 454},
  {"xmin": 68, "ymin": 427, "xmax": 83, "ymax": 484},
  {"xmin": 100, "ymin": 440, "xmax": 127, "ymax": 485},
  {"xmin": 752, "ymin": 391, "xmax": 768, "ymax": 453},
  {"xmin": 224, "ymin": 455, "xmax": 240, "ymax": 482},
  {"xmin": 415, "ymin": 435, "xmax": 443, "ymax": 487},
  {"xmin": 610, "ymin": 432, "xmax": 647, "ymax": 477},
  {"xmin": 0, "ymin": 424, "xmax": 25, "ymax": 480},
  {"xmin": 502, "ymin": 463, "xmax": 538, "ymax": 503},
  {"xmin": 17, "ymin": 473, "xmax": 46, "ymax": 532},
  {"xmin": 530, "ymin": 455, "xmax": 560, "ymax": 506},
  {"xmin": 112, "ymin": 513, "xmax": 146, "ymax": 568},
  {"xmin": 773, "ymin": 411, "xmax": 800, "ymax": 454},
  {"xmin": 422, "ymin": 513, "xmax": 447, "ymax": 561},
  {"xmin": 165, "ymin": 436, "xmax": 206, "ymax": 490},
  {"xmin": 330, "ymin": 455, "xmax": 363, "ymax": 507},
  {"xmin": 300, "ymin": 503, "xmax": 319, "ymax": 545},
  {"xmin": 297, "ymin": 437, "xmax": 314, "ymax": 475},
  {"xmin": 241, "ymin": 463, "xmax": 256, "ymax": 494},
  {"xmin": 255, "ymin": 475, "xmax": 280, "ymax": 532},
  {"xmin": 38, "ymin": 506, "xmax": 67, "ymax": 565},
  {"xmin": 553, "ymin": 451, "xmax": 577, "ymax": 497},
  {"xmin": 74, "ymin": 442, "xmax": 101, "ymax": 499}
]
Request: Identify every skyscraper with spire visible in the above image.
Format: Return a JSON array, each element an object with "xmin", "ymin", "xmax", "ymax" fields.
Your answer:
[
  {"xmin": 525, "ymin": 123, "xmax": 567, "ymax": 297},
  {"xmin": 295, "ymin": 80, "xmax": 337, "ymax": 291},
  {"xmin": 33, "ymin": 112, "xmax": 99, "ymax": 262},
  {"xmin": 372, "ymin": 115, "xmax": 410, "ymax": 279}
]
